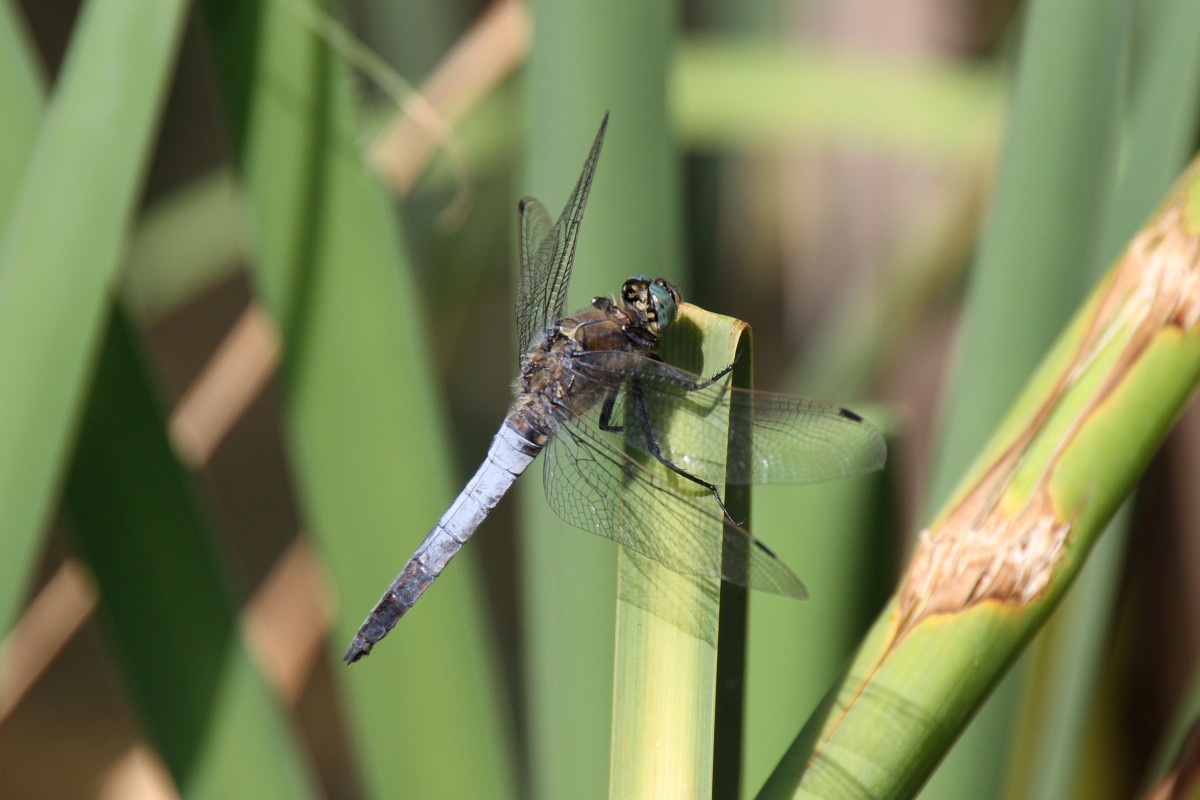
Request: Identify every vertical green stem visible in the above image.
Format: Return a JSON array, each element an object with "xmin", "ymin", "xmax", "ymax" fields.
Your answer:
[
  {"xmin": 521, "ymin": 1, "xmax": 678, "ymax": 797},
  {"xmin": 609, "ymin": 307, "xmax": 746, "ymax": 799}
]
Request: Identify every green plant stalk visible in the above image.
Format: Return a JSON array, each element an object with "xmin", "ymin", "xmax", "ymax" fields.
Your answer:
[
  {"xmin": 0, "ymin": 0, "xmax": 189, "ymax": 637},
  {"xmin": 760, "ymin": 157, "xmax": 1200, "ymax": 799},
  {"xmin": 610, "ymin": 305, "xmax": 746, "ymax": 799},
  {"xmin": 521, "ymin": 1, "xmax": 678, "ymax": 797}
]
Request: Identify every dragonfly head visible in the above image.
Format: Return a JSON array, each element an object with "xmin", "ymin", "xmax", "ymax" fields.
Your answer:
[{"xmin": 621, "ymin": 276, "xmax": 682, "ymax": 337}]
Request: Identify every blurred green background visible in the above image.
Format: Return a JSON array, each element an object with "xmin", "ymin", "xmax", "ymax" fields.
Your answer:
[{"xmin": 2, "ymin": 0, "xmax": 1199, "ymax": 797}]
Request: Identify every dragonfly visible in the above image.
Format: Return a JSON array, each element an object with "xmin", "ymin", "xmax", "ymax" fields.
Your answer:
[{"xmin": 344, "ymin": 115, "xmax": 886, "ymax": 663}]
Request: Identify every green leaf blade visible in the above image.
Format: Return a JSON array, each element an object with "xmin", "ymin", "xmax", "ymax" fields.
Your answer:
[{"xmin": 0, "ymin": 0, "xmax": 191, "ymax": 637}]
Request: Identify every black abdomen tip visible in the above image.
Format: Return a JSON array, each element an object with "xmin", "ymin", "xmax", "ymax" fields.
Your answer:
[{"xmin": 344, "ymin": 637, "xmax": 372, "ymax": 665}]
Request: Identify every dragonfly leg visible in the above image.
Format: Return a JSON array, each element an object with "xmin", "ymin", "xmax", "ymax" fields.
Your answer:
[
  {"xmin": 695, "ymin": 359, "xmax": 735, "ymax": 390},
  {"xmin": 598, "ymin": 387, "xmax": 623, "ymax": 433},
  {"xmin": 643, "ymin": 349, "xmax": 742, "ymax": 392},
  {"xmin": 636, "ymin": 354, "xmax": 737, "ymax": 418},
  {"xmin": 630, "ymin": 378, "xmax": 741, "ymax": 524}
]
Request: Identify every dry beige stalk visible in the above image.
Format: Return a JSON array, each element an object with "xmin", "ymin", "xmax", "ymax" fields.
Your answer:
[
  {"xmin": 369, "ymin": 0, "xmax": 531, "ymax": 198},
  {"xmin": 169, "ymin": 304, "xmax": 281, "ymax": 468}
]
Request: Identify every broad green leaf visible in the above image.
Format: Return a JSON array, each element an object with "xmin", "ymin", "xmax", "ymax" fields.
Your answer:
[
  {"xmin": 0, "ymin": 0, "xmax": 189, "ymax": 639},
  {"xmin": 65, "ymin": 311, "xmax": 319, "ymax": 798},
  {"xmin": 200, "ymin": 0, "xmax": 516, "ymax": 796}
]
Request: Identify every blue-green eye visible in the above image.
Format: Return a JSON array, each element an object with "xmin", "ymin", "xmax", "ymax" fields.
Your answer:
[{"xmin": 648, "ymin": 281, "xmax": 677, "ymax": 330}]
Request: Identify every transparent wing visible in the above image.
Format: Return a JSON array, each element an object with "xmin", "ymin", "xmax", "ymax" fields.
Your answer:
[
  {"xmin": 565, "ymin": 350, "xmax": 887, "ymax": 486},
  {"xmin": 517, "ymin": 197, "xmax": 553, "ymax": 282},
  {"xmin": 514, "ymin": 115, "xmax": 609, "ymax": 365},
  {"xmin": 542, "ymin": 403, "xmax": 807, "ymax": 598}
]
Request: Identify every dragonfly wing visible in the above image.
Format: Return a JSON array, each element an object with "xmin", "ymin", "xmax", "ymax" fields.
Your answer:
[
  {"xmin": 565, "ymin": 351, "xmax": 887, "ymax": 486},
  {"xmin": 514, "ymin": 197, "xmax": 552, "ymax": 361},
  {"xmin": 722, "ymin": 389, "xmax": 886, "ymax": 484},
  {"xmin": 514, "ymin": 115, "xmax": 609, "ymax": 364},
  {"xmin": 542, "ymin": 404, "xmax": 806, "ymax": 598}
]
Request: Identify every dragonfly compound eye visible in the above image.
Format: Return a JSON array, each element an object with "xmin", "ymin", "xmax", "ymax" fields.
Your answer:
[{"xmin": 647, "ymin": 279, "xmax": 679, "ymax": 333}]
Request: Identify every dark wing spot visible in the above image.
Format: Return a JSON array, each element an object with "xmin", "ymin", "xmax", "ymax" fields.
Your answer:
[
  {"xmin": 838, "ymin": 407, "xmax": 864, "ymax": 422},
  {"xmin": 753, "ymin": 539, "xmax": 778, "ymax": 558}
]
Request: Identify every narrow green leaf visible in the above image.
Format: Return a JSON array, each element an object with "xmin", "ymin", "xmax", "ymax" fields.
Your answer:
[
  {"xmin": 923, "ymin": 0, "xmax": 1130, "ymax": 794},
  {"xmin": 65, "ymin": 311, "xmax": 319, "ymax": 798},
  {"xmin": 610, "ymin": 305, "xmax": 744, "ymax": 799},
  {"xmin": 0, "ymin": 3, "xmax": 327, "ymax": 793},
  {"xmin": 200, "ymin": 1, "xmax": 516, "ymax": 796},
  {"xmin": 0, "ymin": 0, "xmax": 44, "ymax": 221},
  {"xmin": 521, "ymin": 2, "xmax": 679, "ymax": 798},
  {"xmin": 0, "ymin": 0, "xmax": 190, "ymax": 636},
  {"xmin": 928, "ymin": 0, "xmax": 1128, "ymax": 508},
  {"xmin": 1006, "ymin": 0, "xmax": 1200, "ymax": 795}
]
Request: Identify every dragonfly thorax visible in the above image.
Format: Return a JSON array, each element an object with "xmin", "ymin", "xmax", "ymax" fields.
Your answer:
[{"xmin": 510, "ymin": 278, "xmax": 680, "ymax": 444}]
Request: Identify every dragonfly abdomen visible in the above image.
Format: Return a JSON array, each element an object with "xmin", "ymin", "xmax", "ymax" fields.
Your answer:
[{"xmin": 344, "ymin": 422, "xmax": 542, "ymax": 663}]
